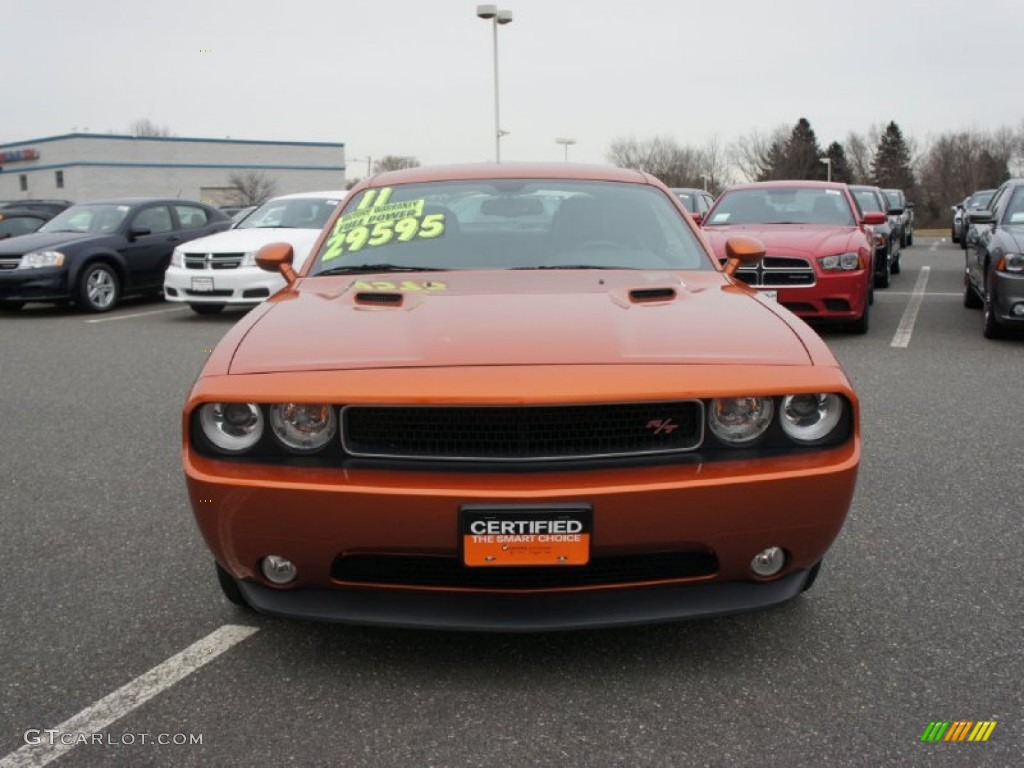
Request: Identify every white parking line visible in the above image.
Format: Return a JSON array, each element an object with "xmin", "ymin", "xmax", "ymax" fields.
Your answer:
[
  {"xmin": 85, "ymin": 306, "xmax": 187, "ymax": 324},
  {"xmin": 883, "ymin": 291, "xmax": 959, "ymax": 297},
  {"xmin": 890, "ymin": 266, "xmax": 931, "ymax": 348},
  {"xmin": 0, "ymin": 625, "xmax": 259, "ymax": 768}
]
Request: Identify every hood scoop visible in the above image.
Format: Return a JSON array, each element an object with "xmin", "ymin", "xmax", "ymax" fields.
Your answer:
[
  {"xmin": 354, "ymin": 291, "xmax": 404, "ymax": 307},
  {"xmin": 628, "ymin": 287, "xmax": 677, "ymax": 303}
]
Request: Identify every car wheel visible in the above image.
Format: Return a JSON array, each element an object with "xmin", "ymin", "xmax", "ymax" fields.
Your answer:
[
  {"xmin": 215, "ymin": 562, "xmax": 250, "ymax": 607},
  {"xmin": 951, "ymin": 226, "xmax": 959, "ymax": 245},
  {"xmin": 982, "ymin": 273, "xmax": 1004, "ymax": 339},
  {"xmin": 963, "ymin": 270, "xmax": 982, "ymax": 309},
  {"xmin": 848, "ymin": 299, "xmax": 870, "ymax": 334},
  {"xmin": 0, "ymin": 300, "xmax": 25, "ymax": 311},
  {"xmin": 906, "ymin": 227, "xmax": 913, "ymax": 246},
  {"xmin": 890, "ymin": 253, "xmax": 901, "ymax": 275},
  {"xmin": 873, "ymin": 253, "xmax": 890, "ymax": 289},
  {"xmin": 76, "ymin": 262, "xmax": 120, "ymax": 313},
  {"xmin": 801, "ymin": 560, "xmax": 823, "ymax": 593},
  {"xmin": 189, "ymin": 303, "xmax": 225, "ymax": 315}
]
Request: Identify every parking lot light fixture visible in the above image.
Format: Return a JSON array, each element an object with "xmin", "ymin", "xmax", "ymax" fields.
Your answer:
[
  {"xmin": 555, "ymin": 137, "xmax": 576, "ymax": 162},
  {"xmin": 477, "ymin": 5, "xmax": 513, "ymax": 162},
  {"xmin": 820, "ymin": 157, "xmax": 832, "ymax": 182}
]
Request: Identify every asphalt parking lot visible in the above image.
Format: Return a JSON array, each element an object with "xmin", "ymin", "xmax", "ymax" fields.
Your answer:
[{"xmin": 0, "ymin": 236, "xmax": 1021, "ymax": 767}]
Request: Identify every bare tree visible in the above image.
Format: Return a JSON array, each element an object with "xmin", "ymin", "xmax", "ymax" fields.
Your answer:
[
  {"xmin": 227, "ymin": 170, "xmax": 277, "ymax": 206},
  {"xmin": 374, "ymin": 156, "xmax": 420, "ymax": 173},
  {"xmin": 130, "ymin": 118, "xmax": 173, "ymax": 137},
  {"xmin": 697, "ymin": 135, "xmax": 734, "ymax": 193},
  {"xmin": 845, "ymin": 132, "xmax": 873, "ymax": 184},
  {"xmin": 607, "ymin": 136, "xmax": 705, "ymax": 187},
  {"xmin": 727, "ymin": 125, "xmax": 789, "ymax": 182}
]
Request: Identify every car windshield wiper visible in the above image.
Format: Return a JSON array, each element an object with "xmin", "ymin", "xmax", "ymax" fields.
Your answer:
[{"xmin": 316, "ymin": 263, "xmax": 449, "ymax": 276}]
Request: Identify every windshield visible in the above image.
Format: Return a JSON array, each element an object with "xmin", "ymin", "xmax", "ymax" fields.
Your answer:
[
  {"xmin": 672, "ymin": 191, "xmax": 697, "ymax": 212},
  {"xmin": 852, "ymin": 189, "xmax": 884, "ymax": 214},
  {"xmin": 39, "ymin": 204, "xmax": 131, "ymax": 234},
  {"xmin": 967, "ymin": 190, "xmax": 995, "ymax": 210},
  {"xmin": 882, "ymin": 189, "xmax": 904, "ymax": 208},
  {"xmin": 309, "ymin": 179, "xmax": 712, "ymax": 274},
  {"xmin": 706, "ymin": 187, "xmax": 856, "ymax": 226},
  {"xmin": 237, "ymin": 196, "xmax": 343, "ymax": 230}
]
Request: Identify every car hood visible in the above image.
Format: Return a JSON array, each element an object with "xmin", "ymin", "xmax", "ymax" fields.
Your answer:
[
  {"xmin": 227, "ymin": 270, "xmax": 813, "ymax": 374},
  {"xmin": 701, "ymin": 225, "xmax": 861, "ymax": 257},
  {"xmin": 177, "ymin": 227, "xmax": 324, "ymax": 268},
  {"xmin": 0, "ymin": 230, "xmax": 113, "ymax": 255},
  {"xmin": 996, "ymin": 225, "xmax": 1024, "ymax": 250}
]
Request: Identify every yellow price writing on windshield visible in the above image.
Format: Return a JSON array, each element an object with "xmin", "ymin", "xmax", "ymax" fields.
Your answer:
[{"xmin": 322, "ymin": 213, "xmax": 445, "ymax": 263}]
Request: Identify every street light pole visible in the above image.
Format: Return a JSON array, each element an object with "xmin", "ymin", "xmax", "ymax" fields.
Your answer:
[
  {"xmin": 555, "ymin": 137, "xmax": 576, "ymax": 162},
  {"xmin": 819, "ymin": 157, "xmax": 832, "ymax": 182},
  {"xmin": 477, "ymin": 5, "xmax": 513, "ymax": 163}
]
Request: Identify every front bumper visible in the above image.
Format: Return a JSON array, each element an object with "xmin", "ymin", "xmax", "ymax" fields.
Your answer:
[
  {"xmin": 991, "ymin": 271, "xmax": 1024, "ymax": 326},
  {"xmin": 186, "ymin": 440, "xmax": 858, "ymax": 629},
  {"xmin": 237, "ymin": 570, "xmax": 815, "ymax": 631},
  {"xmin": 775, "ymin": 271, "xmax": 870, "ymax": 320},
  {"xmin": 0, "ymin": 267, "xmax": 68, "ymax": 302},
  {"xmin": 163, "ymin": 265, "xmax": 285, "ymax": 305}
]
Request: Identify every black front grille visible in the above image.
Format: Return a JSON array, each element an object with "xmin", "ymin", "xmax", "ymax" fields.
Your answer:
[
  {"xmin": 184, "ymin": 289, "xmax": 233, "ymax": 297},
  {"xmin": 183, "ymin": 252, "xmax": 246, "ymax": 270},
  {"xmin": 734, "ymin": 255, "xmax": 816, "ymax": 287},
  {"xmin": 331, "ymin": 551, "xmax": 718, "ymax": 590},
  {"xmin": 342, "ymin": 401, "xmax": 703, "ymax": 461}
]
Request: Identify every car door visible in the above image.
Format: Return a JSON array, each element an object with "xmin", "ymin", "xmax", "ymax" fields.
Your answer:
[
  {"xmin": 120, "ymin": 204, "xmax": 180, "ymax": 289},
  {"xmin": 968, "ymin": 186, "xmax": 1006, "ymax": 291}
]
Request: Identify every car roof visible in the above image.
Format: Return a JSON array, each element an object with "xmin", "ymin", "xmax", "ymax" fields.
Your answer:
[
  {"xmin": 72, "ymin": 197, "xmax": 218, "ymax": 206},
  {"xmin": 724, "ymin": 180, "xmax": 850, "ymax": 192},
  {"xmin": 366, "ymin": 163, "xmax": 650, "ymax": 187},
  {"xmin": 0, "ymin": 208, "xmax": 53, "ymax": 217}
]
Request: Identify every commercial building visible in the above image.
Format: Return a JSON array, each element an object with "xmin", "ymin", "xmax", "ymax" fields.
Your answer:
[{"xmin": 0, "ymin": 133, "xmax": 346, "ymax": 205}]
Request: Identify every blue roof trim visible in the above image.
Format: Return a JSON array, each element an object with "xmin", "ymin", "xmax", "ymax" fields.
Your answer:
[
  {"xmin": 3, "ymin": 161, "xmax": 346, "ymax": 173},
  {"xmin": 0, "ymin": 133, "xmax": 344, "ymax": 149}
]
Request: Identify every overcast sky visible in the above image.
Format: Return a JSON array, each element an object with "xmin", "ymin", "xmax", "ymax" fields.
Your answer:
[{"xmin": 4, "ymin": 0, "xmax": 1022, "ymax": 172}]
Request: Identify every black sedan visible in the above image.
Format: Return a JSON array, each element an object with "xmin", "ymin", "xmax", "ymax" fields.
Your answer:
[
  {"xmin": 0, "ymin": 198, "xmax": 230, "ymax": 312},
  {"xmin": 850, "ymin": 185, "xmax": 901, "ymax": 288},
  {"xmin": 963, "ymin": 178, "xmax": 1024, "ymax": 338}
]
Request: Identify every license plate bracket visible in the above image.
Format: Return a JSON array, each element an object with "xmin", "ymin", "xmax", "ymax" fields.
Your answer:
[
  {"xmin": 191, "ymin": 276, "xmax": 214, "ymax": 293},
  {"xmin": 460, "ymin": 503, "xmax": 592, "ymax": 567}
]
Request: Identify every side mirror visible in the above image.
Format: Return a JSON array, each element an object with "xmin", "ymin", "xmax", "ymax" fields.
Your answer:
[
  {"xmin": 127, "ymin": 226, "xmax": 151, "ymax": 240},
  {"xmin": 255, "ymin": 242, "xmax": 298, "ymax": 285},
  {"xmin": 862, "ymin": 212, "xmax": 887, "ymax": 226},
  {"xmin": 906, "ymin": 202, "xmax": 915, "ymax": 209},
  {"xmin": 968, "ymin": 210, "xmax": 995, "ymax": 225},
  {"xmin": 887, "ymin": 207, "xmax": 904, "ymax": 216},
  {"xmin": 722, "ymin": 236, "xmax": 764, "ymax": 276},
  {"xmin": 691, "ymin": 212, "xmax": 704, "ymax": 226}
]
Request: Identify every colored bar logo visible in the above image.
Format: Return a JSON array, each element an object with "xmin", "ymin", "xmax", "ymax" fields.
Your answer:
[{"xmin": 921, "ymin": 721, "xmax": 997, "ymax": 742}]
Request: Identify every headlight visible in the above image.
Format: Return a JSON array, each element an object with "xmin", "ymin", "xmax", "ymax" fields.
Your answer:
[
  {"xmin": 269, "ymin": 403, "xmax": 337, "ymax": 453},
  {"xmin": 170, "ymin": 248, "xmax": 184, "ymax": 268},
  {"xmin": 18, "ymin": 251, "xmax": 65, "ymax": 269},
  {"xmin": 708, "ymin": 397, "xmax": 774, "ymax": 446},
  {"xmin": 818, "ymin": 252, "xmax": 861, "ymax": 271},
  {"xmin": 239, "ymin": 251, "xmax": 257, "ymax": 267},
  {"xmin": 997, "ymin": 253, "xmax": 1024, "ymax": 273},
  {"xmin": 779, "ymin": 394, "xmax": 844, "ymax": 444},
  {"xmin": 198, "ymin": 403, "xmax": 264, "ymax": 453}
]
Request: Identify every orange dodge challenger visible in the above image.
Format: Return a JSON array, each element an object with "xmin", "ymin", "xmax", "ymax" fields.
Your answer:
[{"xmin": 183, "ymin": 164, "xmax": 860, "ymax": 631}]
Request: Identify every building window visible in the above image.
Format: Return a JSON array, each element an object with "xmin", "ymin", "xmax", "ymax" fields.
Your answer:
[
  {"xmin": 19, "ymin": 174, "xmax": 28, "ymax": 192},
  {"xmin": 55, "ymin": 170, "xmax": 65, "ymax": 188}
]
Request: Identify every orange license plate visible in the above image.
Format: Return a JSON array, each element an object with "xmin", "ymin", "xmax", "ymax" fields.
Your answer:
[{"xmin": 461, "ymin": 504, "xmax": 592, "ymax": 567}]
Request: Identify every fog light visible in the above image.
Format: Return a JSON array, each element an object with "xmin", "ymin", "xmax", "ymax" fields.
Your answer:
[
  {"xmin": 261, "ymin": 555, "xmax": 297, "ymax": 585},
  {"xmin": 1012, "ymin": 303, "xmax": 1024, "ymax": 317},
  {"xmin": 750, "ymin": 547, "xmax": 786, "ymax": 577}
]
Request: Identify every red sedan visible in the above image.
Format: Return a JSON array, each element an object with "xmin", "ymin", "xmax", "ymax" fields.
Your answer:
[{"xmin": 700, "ymin": 181, "xmax": 886, "ymax": 333}]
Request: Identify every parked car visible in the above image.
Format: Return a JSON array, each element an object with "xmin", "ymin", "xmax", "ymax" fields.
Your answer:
[
  {"xmin": 952, "ymin": 188, "xmax": 995, "ymax": 245},
  {"xmin": 183, "ymin": 163, "xmax": 861, "ymax": 630},
  {"xmin": 701, "ymin": 181, "xmax": 884, "ymax": 333},
  {"xmin": 0, "ymin": 208, "xmax": 56, "ymax": 240},
  {"xmin": 882, "ymin": 189, "xmax": 914, "ymax": 247},
  {"xmin": 0, "ymin": 199, "xmax": 73, "ymax": 217},
  {"xmin": 962, "ymin": 178, "xmax": 1024, "ymax": 338},
  {"xmin": 670, "ymin": 188, "xmax": 715, "ymax": 219},
  {"xmin": 163, "ymin": 191, "xmax": 345, "ymax": 315},
  {"xmin": 0, "ymin": 198, "xmax": 230, "ymax": 312},
  {"xmin": 229, "ymin": 206, "xmax": 256, "ymax": 226},
  {"xmin": 850, "ymin": 185, "xmax": 901, "ymax": 287}
]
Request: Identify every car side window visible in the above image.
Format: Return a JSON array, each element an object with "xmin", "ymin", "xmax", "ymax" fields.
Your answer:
[
  {"xmin": 132, "ymin": 205, "xmax": 174, "ymax": 234},
  {"xmin": 174, "ymin": 205, "xmax": 209, "ymax": 230}
]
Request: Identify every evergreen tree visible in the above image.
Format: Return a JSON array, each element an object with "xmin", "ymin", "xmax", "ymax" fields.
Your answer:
[
  {"xmin": 872, "ymin": 121, "xmax": 915, "ymax": 189},
  {"xmin": 824, "ymin": 142, "xmax": 853, "ymax": 183},
  {"xmin": 783, "ymin": 118, "xmax": 826, "ymax": 180}
]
